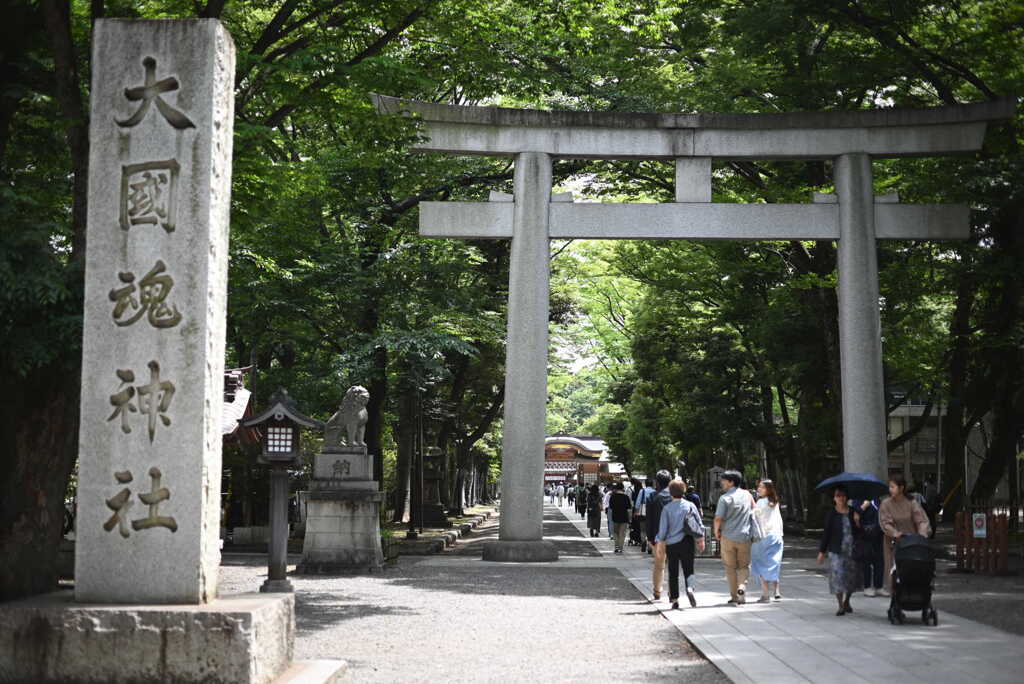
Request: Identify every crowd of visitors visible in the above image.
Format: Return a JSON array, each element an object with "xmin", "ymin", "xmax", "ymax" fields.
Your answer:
[{"xmin": 550, "ymin": 467, "xmax": 933, "ymax": 618}]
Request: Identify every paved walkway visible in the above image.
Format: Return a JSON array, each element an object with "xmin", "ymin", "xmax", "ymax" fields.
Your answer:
[
  {"xmin": 220, "ymin": 505, "xmax": 725, "ymax": 683},
  {"xmin": 552, "ymin": 503, "xmax": 1024, "ymax": 684}
]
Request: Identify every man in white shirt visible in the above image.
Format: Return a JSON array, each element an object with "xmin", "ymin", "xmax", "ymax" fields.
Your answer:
[{"xmin": 556, "ymin": 483, "xmax": 565, "ymax": 507}]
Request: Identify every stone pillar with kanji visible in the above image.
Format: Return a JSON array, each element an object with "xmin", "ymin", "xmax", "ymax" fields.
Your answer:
[{"xmin": 75, "ymin": 18, "xmax": 235, "ymax": 604}]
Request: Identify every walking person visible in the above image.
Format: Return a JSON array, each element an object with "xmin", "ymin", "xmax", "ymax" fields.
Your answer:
[
  {"xmin": 576, "ymin": 484, "xmax": 588, "ymax": 519},
  {"xmin": 856, "ymin": 498, "xmax": 884, "ymax": 596},
  {"xmin": 633, "ymin": 478, "xmax": 656, "ymax": 550},
  {"xmin": 656, "ymin": 479, "xmax": 706, "ymax": 609},
  {"xmin": 683, "ymin": 482, "xmax": 702, "ymax": 511},
  {"xmin": 817, "ymin": 486, "xmax": 862, "ymax": 615},
  {"xmin": 586, "ymin": 484, "xmax": 603, "ymax": 537},
  {"xmin": 713, "ymin": 470, "xmax": 755, "ymax": 606},
  {"xmin": 556, "ymin": 483, "xmax": 565, "ymax": 508},
  {"xmin": 879, "ymin": 474, "xmax": 931, "ymax": 594},
  {"xmin": 645, "ymin": 470, "xmax": 673, "ymax": 598},
  {"xmin": 603, "ymin": 486, "xmax": 614, "ymax": 538},
  {"xmin": 608, "ymin": 482, "xmax": 632, "ymax": 553},
  {"xmin": 566, "ymin": 483, "xmax": 575, "ymax": 509},
  {"xmin": 751, "ymin": 479, "xmax": 784, "ymax": 602}
]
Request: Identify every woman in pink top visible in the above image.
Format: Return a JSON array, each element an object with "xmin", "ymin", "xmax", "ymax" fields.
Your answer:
[{"xmin": 879, "ymin": 473, "xmax": 931, "ymax": 593}]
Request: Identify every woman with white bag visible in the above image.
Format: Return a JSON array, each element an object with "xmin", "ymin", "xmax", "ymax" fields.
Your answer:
[{"xmin": 750, "ymin": 479, "xmax": 785, "ymax": 602}]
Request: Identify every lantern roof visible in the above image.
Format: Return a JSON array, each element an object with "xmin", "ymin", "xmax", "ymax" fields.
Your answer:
[{"xmin": 242, "ymin": 388, "xmax": 324, "ymax": 430}]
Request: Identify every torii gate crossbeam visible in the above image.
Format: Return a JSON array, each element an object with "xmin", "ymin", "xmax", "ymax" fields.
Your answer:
[{"xmin": 373, "ymin": 94, "xmax": 1014, "ymax": 562}]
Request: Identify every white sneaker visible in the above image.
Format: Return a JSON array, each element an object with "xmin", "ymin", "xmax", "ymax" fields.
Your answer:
[
  {"xmin": 878, "ymin": 588, "xmax": 890, "ymax": 597},
  {"xmin": 865, "ymin": 587, "xmax": 876, "ymax": 597}
]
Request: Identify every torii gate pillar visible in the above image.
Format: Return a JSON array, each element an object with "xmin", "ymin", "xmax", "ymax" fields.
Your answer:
[
  {"xmin": 836, "ymin": 153, "xmax": 888, "ymax": 480},
  {"xmin": 486, "ymin": 151, "xmax": 559, "ymax": 561}
]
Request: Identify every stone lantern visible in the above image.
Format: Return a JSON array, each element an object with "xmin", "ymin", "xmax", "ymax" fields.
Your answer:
[{"xmin": 242, "ymin": 388, "xmax": 323, "ymax": 592}]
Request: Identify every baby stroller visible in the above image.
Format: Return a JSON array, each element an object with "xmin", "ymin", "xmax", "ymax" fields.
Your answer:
[
  {"xmin": 887, "ymin": 534, "xmax": 938, "ymax": 626},
  {"xmin": 628, "ymin": 516, "xmax": 646, "ymax": 552}
]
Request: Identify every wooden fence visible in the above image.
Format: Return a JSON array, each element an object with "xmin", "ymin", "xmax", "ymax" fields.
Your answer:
[{"xmin": 955, "ymin": 510, "xmax": 1009, "ymax": 573}]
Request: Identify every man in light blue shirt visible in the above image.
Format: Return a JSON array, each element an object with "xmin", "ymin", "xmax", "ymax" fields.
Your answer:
[
  {"xmin": 713, "ymin": 470, "xmax": 754, "ymax": 605},
  {"xmin": 655, "ymin": 480, "xmax": 706, "ymax": 610}
]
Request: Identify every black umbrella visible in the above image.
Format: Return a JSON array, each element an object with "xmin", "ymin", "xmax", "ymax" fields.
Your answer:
[{"xmin": 815, "ymin": 472, "xmax": 888, "ymax": 501}]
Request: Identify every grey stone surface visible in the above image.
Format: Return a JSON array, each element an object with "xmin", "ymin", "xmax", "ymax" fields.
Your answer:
[
  {"xmin": 218, "ymin": 507, "xmax": 726, "ymax": 684},
  {"xmin": 313, "ymin": 448, "xmax": 373, "ymax": 483},
  {"xmin": 76, "ymin": 19, "xmax": 234, "ymax": 604},
  {"xmin": 0, "ymin": 592, "xmax": 293, "ymax": 684},
  {"xmin": 274, "ymin": 660, "xmax": 350, "ymax": 684},
  {"xmin": 420, "ymin": 200, "xmax": 969, "ymax": 241},
  {"xmin": 675, "ymin": 157, "xmax": 712, "ymax": 202},
  {"xmin": 234, "ymin": 526, "xmax": 272, "ymax": 545},
  {"xmin": 408, "ymin": 119, "xmax": 990, "ymax": 159},
  {"xmin": 299, "ymin": 496, "xmax": 383, "ymax": 572},
  {"xmin": 482, "ymin": 539, "xmax": 559, "ymax": 562},
  {"xmin": 836, "ymin": 153, "xmax": 888, "ymax": 481},
  {"xmin": 322, "ymin": 386, "xmax": 369, "ymax": 448},
  {"xmin": 264, "ymin": 467, "xmax": 293, "ymax": 592},
  {"xmin": 374, "ymin": 95, "xmax": 1012, "ymax": 159},
  {"xmin": 374, "ymin": 93, "xmax": 1015, "ymax": 131},
  {"xmin": 498, "ymin": 152, "xmax": 552, "ymax": 546},
  {"xmin": 555, "ymin": 504, "xmax": 1024, "ymax": 684}
]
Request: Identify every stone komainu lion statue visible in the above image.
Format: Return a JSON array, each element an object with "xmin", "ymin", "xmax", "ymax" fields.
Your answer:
[{"xmin": 324, "ymin": 385, "xmax": 370, "ymax": 447}]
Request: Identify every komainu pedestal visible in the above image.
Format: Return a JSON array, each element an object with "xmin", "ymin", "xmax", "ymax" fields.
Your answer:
[{"xmin": 299, "ymin": 446, "xmax": 384, "ymax": 572}]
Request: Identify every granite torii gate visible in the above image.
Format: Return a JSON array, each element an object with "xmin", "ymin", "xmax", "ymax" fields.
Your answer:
[{"xmin": 374, "ymin": 94, "xmax": 1013, "ymax": 562}]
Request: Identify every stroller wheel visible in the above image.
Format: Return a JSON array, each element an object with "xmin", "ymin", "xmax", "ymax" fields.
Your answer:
[
  {"xmin": 921, "ymin": 610, "xmax": 929, "ymax": 625},
  {"xmin": 896, "ymin": 610, "xmax": 905, "ymax": 624}
]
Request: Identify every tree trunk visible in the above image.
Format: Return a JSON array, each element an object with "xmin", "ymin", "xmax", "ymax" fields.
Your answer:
[
  {"xmin": 41, "ymin": 0, "xmax": 89, "ymax": 259},
  {"xmin": 971, "ymin": 390, "xmax": 1020, "ymax": 502},
  {"xmin": 365, "ymin": 343, "xmax": 387, "ymax": 489},
  {"xmin": 241, "ymin": 464, "xmax": 254, "ymax": 527},
  {"xmin": 0, "ymin": 367, "xmax": 80, "ymax": 601},
  {"xmin": 941, "ymin": 264, "xmax": 975, "ymax": 512},
  {"xmin": 391, "ymin": 392, "xmax": 415, "ymax": 523},
  {"xmin": 969, "ymin": 200, "xmax": 1024, "ymax": 501}
]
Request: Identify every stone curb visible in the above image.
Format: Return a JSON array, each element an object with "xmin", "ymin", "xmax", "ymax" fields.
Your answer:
[{"xmin": 395, "ymin": 508, "xmax": 496, "ymax": 556}]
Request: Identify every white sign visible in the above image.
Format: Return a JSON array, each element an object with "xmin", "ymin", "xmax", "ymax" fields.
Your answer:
[{"xmin": 972, "ymin": 513, "xmax": 987, "ymax": 539}]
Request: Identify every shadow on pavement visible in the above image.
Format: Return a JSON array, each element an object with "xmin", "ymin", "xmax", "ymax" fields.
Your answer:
[{"xmin": 295, "ymin": 591, "xmax": 418, "ymax": 633}]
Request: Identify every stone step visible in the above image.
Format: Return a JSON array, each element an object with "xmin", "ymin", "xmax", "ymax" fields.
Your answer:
[{"xmin": 273, "ymin": 659, "xmax": 350, "ymax": 684}]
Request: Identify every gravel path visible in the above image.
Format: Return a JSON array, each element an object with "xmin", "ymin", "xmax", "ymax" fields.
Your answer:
[{"xmin": 220, "ymin": 507, "xmax": 727, "ymax": 684}]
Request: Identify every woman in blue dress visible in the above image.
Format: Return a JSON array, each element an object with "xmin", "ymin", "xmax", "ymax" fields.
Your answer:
[
  {"xmin": 750, "ymin": 479, "xmax": 784, "ymax": 601},
  {"xmin": 817, "ymin": 486, "xmax": 862, "ymax": 615}
]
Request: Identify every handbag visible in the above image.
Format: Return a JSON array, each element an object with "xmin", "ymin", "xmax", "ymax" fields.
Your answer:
[
  {"xmin": 852, "ymin": 537, "xmax": 872, "ymax": 563},
  {"xmin": 748, "ymin": 506, "xmax": 765, "ymax": 543},
  {"xmin": 636, "ymin": 488, "xmax": 648, "ymax": 517}
]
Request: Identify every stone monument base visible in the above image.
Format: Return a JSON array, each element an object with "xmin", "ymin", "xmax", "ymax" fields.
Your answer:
[
  {"xmin": 422, "ymin": 501, "xmax": 451, "ymax": 528},
  {"xmin": 297, "ymin": 489, "xmax": 384, "ymax": 573},
  {"xmin": 0, "ymin": 591, "xmax": 329, "ymax": 683},
  {"xmin": 482, "ymin": 540, "xmax": 559, "ymax": 563}
]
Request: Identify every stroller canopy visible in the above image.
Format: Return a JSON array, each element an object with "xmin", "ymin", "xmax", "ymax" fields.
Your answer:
[{"xmin": 895, "ymin": 533, "xmax": 934, "ymax": 562}]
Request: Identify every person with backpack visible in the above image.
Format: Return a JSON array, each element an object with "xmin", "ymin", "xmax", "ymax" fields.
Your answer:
[
  {"xmin": 655, "ymin": 479, "xmax": 706, "ymax": 609},
  {"xmin": 633, "ymin": 478, "xmax": 656, "ymax": 550},
  {"xmin": 683, "ymin": 482, "xmax": 702, "ymax": 511},
  {"xmin": 855, "ymin": 497, "xmax": 885, "ymax": 597}
]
